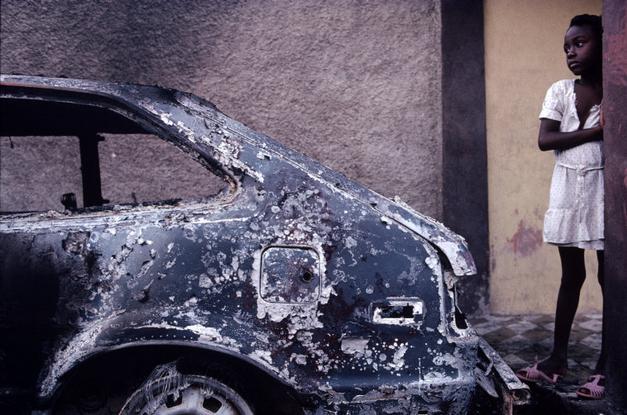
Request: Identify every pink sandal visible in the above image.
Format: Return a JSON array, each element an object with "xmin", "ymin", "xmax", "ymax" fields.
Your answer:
[
  {"xmin": 516, "ymin": 363, "xmax": 563, "ymax": 384},
  {"xmin": 576, "ymin": 374, "xmax": 605, "ymax": 399}
]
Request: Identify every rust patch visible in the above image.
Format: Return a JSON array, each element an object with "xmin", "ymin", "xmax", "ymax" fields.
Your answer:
[{"xmin": 507, "ymin": 220, "xmax": 542, "ymax": 257}]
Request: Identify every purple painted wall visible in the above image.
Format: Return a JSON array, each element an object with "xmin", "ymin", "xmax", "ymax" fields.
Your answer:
[{"xmin": 602, "ymin": 0, "xmax": 627, "ymax": 410}]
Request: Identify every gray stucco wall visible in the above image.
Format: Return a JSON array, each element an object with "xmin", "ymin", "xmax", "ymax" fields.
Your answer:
[{"xmin": 1, "ymin": 0, "xmax": 443, "ymax": 218}]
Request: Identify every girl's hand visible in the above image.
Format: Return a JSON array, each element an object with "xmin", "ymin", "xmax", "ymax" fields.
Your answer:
[{"xmin": 600, "ymin": 108, "xmax": 605, "ymax": 128}]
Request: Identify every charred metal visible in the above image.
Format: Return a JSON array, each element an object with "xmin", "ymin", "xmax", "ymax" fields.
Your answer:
[{"xmin": 0, "ymin": 75, "xmax": 527, "ymax": 414}]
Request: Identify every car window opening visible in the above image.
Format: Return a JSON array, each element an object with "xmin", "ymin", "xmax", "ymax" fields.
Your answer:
[{"xmin": 0, "ymin": 98, "xmax": 228, "ymax": 214}]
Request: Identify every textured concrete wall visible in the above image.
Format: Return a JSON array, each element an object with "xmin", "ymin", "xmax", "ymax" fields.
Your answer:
[
  {"xmin": 485, "ymin": 0, "xmax": 603, "ymax": 314},
  {"xmin": 0, "ymin": 0, "xmax": 443, "ymax": 218}
]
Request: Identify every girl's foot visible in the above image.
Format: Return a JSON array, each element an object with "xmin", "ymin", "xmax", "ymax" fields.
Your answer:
[
  {"xmin": 536, "ymin": 356, "xmax": 567, "ymax": 377},
  {"xmin": 576, "ymin": 374, "xmax": 605, "ymax": 399},
  {"xmin": 516, "ymin": 357, "xmax": 567, "ymax": 384},
  {"xmin": 516, "ymin": 363, "xmax": 564, "ymax": 384}
]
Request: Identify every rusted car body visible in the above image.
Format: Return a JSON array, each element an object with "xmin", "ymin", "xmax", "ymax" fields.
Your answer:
[{"xmin": 0, "ymin": 75, "xmax": 528, "ymax": 414}]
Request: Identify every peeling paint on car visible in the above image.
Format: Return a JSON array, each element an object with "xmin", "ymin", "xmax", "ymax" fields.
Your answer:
[{"xmin": 0, "ymin": 74, "xmax": 526, "ymax": 414}]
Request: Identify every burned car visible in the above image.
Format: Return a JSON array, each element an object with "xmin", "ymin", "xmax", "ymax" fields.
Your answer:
[{"xmin": 0, "ymin": 75, "xmax": 528, "ymax": 414}]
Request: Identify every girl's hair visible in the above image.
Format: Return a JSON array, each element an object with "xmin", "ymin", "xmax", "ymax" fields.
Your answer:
[{"xmin": 569, "ymin": 14, "xmax": 603, "ymax": 43}]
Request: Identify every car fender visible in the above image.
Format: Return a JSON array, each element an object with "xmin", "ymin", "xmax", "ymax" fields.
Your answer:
[{"xmin": 38, "ymin": 317, "xmax": 294, "ymax": 402}]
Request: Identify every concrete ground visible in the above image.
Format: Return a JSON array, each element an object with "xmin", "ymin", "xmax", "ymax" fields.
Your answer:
[{"xmin": 472, "ymin": 313, "xmax": 620, "ymax": 414}]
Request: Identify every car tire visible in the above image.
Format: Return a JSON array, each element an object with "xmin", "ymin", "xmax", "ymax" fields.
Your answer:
[{"xmin": 119, "ymin": 372, "xmax": 253, "ymax": 415}]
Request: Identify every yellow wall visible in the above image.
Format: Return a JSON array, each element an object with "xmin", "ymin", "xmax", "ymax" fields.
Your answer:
[{"xmin": 485, "ymin": 0, "xmax": 603, "ymax": 314}]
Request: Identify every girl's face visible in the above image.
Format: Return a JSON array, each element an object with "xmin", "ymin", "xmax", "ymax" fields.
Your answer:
[{"xmin": 563, "ymin": 25, "xmax": 602, "ymax": 76}]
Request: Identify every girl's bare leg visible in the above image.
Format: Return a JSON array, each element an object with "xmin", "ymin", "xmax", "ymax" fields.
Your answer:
[
  {"xmin": 538, "ymin": 246, "xmax": 586, "ymax": 374},
  {"xmin": 595, "ymin": 249, "xmax": 606, "ymax": 374}
]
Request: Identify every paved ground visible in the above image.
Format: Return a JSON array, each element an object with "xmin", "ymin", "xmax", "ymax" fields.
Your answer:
[
  {"xmin": 471, "ymin": 313, "xmax": 616, "ymax": 414},
  {"xmin": 472, "ymin": 313, "xmax": 603, "ymax": 388}
]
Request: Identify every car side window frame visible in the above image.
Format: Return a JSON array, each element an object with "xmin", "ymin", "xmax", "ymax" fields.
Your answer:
[{"xmin": 0, "ymin": 88, "xmax": 240, "ymax": 217}]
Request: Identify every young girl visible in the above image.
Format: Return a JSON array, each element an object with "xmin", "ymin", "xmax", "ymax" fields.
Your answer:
[{"xmin": 516, "ymin": 14, "xmax": 606, "ymax": 399}]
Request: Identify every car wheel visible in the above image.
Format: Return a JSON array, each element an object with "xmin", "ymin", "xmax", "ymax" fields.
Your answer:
[{"xmin": 119, "ymin": 373, "xmax": 253, "ymax": 415}]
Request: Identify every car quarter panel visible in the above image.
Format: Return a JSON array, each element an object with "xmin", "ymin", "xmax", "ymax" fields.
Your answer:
[{"xmin": 0, "ymin": 76, "xmax": 478, "ymax": 412}]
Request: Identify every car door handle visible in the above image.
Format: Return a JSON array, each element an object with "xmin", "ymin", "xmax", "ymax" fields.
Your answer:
[{"xmin": 372, "ymin": 297, "xmax": 424, "ymax": 326}]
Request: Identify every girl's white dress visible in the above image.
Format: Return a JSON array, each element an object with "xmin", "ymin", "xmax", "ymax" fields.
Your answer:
[{"xmin": 539, "ymin": 79, "xmax": 604, "ymax": 250}]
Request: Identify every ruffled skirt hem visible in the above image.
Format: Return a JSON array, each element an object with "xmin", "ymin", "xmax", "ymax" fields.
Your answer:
[{"xmin": 545, "ymin": 239, "xmax": 604, "ymax": 250}]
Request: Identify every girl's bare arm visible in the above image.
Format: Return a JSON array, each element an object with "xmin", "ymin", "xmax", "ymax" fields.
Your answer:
[{"xmin": 538, "ymin": 119, "xmax": 603, "ymax": 151}]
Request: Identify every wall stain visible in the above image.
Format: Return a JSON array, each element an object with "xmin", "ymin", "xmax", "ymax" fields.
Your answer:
[{"xmin": 507, "ymin": 220, "xmax": 542, "ymax": 257}]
